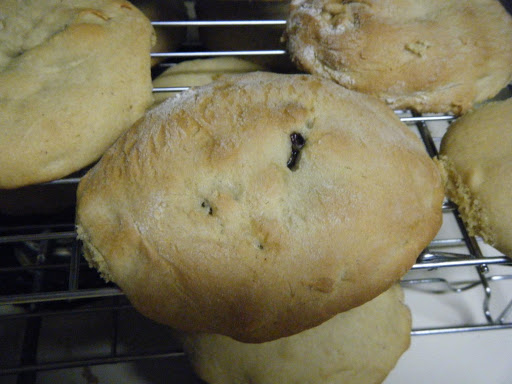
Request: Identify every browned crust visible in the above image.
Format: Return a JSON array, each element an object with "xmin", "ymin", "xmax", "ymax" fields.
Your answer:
[
  {"xmin": 439, "ymin": 98, "xmax": 512, "ymax": 256},
  {"xmin": 285, "ymin": 0, "xmax": 512, "ymax": 114},
  {"xmin": 77, "ymin": 72, "xmax": 443, "ymax": 342}
]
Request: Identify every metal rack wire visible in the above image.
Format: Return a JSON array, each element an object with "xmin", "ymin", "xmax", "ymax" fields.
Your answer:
[{"xmin": 1, "ymin": 10, "xmax": 512, "ymax": 383}]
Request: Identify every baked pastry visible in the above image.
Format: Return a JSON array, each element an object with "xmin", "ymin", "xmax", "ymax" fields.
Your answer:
[
  {"xmin": 152, "ymin": 57, "xmax": 263, "ymax": 104},
  {"xmin": 285, "ymin": 0, "xmax": 512, "ymax": 114},
  {"xmin": 439, "ymin": 98, "xmax": 512, "ymax": 256},
  {"xmin": 195, "ymin": 0, "xmax": 293, "ymax": 71},
  {"xmin": 0, "ymin": 0, "xmax": 155, "ymax": 189},
  {"xmin": 182, "ymin": 284, "xmax": 411, "ymax": 384},
  {"xmin": 76, "ymin": 72, "xmax": 443, "ymax": 342}
]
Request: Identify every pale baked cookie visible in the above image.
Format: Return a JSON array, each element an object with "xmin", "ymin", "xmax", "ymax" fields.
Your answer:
[
  {"xmin": 152, "ymin": 57, "xmax": 263, "ymax": 104},
  {"xmin": 0, "ymin": 0, "xmax": 155, "ymax": 189},
  {"xmin": 285, "ymin": 0, "xmax": 512, "ymax": 114},
  {"xmin": 76, "ymin": 72, "xmax": 443, "ymax": 343},
  {"xmin": 439, "ymin": 98, "xmax": 512, "ymax": 256},
  {"xmin": 182, "ymin": 284, "xmax": 411, "ymax": 384}
]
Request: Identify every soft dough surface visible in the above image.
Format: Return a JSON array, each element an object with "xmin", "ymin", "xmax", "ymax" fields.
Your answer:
[
  {"xmin": 182, "ymin": 284, "xmax": 411, "ymax": 384},
  {"xmin": 0, "ymin": 0, "xmax": 154, "ymax": 188},
  {"xmin": 285, "ymin": 0, "xmax": 512, "ymax": 114},
  {"xmin": 439, "ymin": 98, "xmax": 512, "ymax": 256},
  {"xmin": 76, "ymin": 72, "xmax": 443, "ymax": 342}
]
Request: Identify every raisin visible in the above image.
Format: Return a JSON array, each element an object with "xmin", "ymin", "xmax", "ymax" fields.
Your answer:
[
  {"xmin": 287, "ymin": 132, "xmax": 306, "ymax": 171},
  {"xmin": 201, "ymin": 200, "xmax": 213, "ymax": 215}
]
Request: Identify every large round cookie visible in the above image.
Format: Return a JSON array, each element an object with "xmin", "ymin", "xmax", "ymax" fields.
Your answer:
[
  {"xmin": 182, "ymin": 284, "xmax": 411, "ymax": 384},
  {"xmin": 0, "ymin": 0, "xmax": 155, "ymax": 189},
  {"xmin": 285, "ymin": 0, "xmax": 512, "ymax": 114},
  {"xmin": 76, "ymin": 72, "xmax": 443, "ymax": 343},
  {"xmin": 439, "ymin": 98, "xmax": 512, "ymax": 256}
]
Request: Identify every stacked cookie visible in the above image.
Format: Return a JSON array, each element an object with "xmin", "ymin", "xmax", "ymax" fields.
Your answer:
[
  {"xmin": 76, "ymin": 72, "xmax": 443, "ymax": 343},
  {"xmin": 182, "ymin": 284, "xmax": 411, "ymax": 384},
  {"xmin": 76, "ymin": 70, "xmax": 444, "ymax": 382}
]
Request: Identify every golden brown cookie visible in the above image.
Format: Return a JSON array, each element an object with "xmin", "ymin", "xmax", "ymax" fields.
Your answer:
[
  {"xmin": 285, "ymin": 0, "xmax": 512, "ymax": 114},
  {"xmin": 439, "ymin": 98, "xmax": 512, "ymax": 256},
  {"xmin": 76, "ymin": 72, "xmax": 443, "ymax": 342}
]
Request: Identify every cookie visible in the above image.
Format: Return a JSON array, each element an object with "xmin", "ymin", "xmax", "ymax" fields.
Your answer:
[
  {"xmin": 76, "ymin": 72, "xmax": 443, "ymax": 342},
  {"xmin": 439, "ymin": 98, "xmax": 512, "ymax": 256},
  {"xmin": 182, "ymin": 284, "xmax": 411, "ymax": 384},
  {"xmin": 0, "ymin": 0, "xmax": 154, "ymax": 188},
  {"xmin": 285, "ymin": 0, "xmax": 512, "ymax": 114}
]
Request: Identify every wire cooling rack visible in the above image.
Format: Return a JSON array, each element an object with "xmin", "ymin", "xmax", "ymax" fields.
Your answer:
[{"xmin": 1, "ymin": 7, "xmax": 512, "ymax": 383}]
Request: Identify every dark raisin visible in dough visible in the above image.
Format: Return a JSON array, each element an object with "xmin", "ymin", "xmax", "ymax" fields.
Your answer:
[
  {"xmin": 287, "ymin": 132, "xmax": 306, "ymax": 171},
  {"xmin": 201, "ymin": 200, "xmax": 213, "ymax": 215}
]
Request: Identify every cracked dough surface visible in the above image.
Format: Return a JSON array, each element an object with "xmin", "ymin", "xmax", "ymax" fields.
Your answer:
[
  {"xmin": 76, "ymin": 72, "xmax": 443, "ymax": 343},
  {"xmin": 0, "ymin": 0, "xmax": 154, "ymax": 188},
  {"xmin": 285, "ymin": 0, "xmax": 512, "ymax": 114}
]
